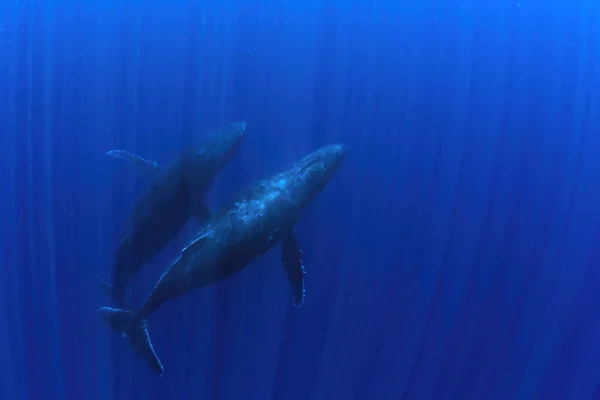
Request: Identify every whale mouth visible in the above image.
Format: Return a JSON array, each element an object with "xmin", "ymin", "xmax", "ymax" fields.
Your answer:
[
  {"xmin": 198, "ymin": 122, "xmax": 247, "ymax": 161},
  {"xmin": 291, "ymin": 144, "xmax": 346, "ymax": 185},
  {"xmin": 310, "ymin": 144, "xmax": 346, "ymax": 172},
  {"xmin": 220, "ymin": 122, "xmax": 247, "ymax": 151},
  {"xmin": 327, "ymin": 144, "xmax": 346, "ymax": 165}
]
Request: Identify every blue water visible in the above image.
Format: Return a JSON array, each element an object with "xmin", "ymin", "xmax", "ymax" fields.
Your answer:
[{"xmin": 1, "ymin": 1, "xmax": 600, "ymax": 399}]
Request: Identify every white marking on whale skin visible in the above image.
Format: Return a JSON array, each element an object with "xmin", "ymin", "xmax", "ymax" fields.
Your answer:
[
  {"xmin": 274, "ymin": 178, "xmax": 288, "ymax": 190},
  {"xmin": 232, "ymin": 199, "xmax": 263, "ymax": 225},
  {"xmin": 229, "ymin": 178, "xmax": 295, "ymax": 227}
]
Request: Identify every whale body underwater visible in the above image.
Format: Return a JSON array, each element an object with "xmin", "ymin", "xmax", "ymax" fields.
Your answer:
[
  {"xmin": 98, "ymin": 143, "xmax": 347, "ymax": 375},
  {"xmin": 100, "ymin": 122, "xmax": 247, "ymax": 306}
]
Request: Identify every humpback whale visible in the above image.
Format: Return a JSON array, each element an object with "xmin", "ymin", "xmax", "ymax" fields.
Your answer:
[
  {"xmin": 101, "ymin": 122, "xmax": 247, "ymax": 306},
  {"xmin": 98, "ymin": 144, "xmax": 346, "ymax": 375}
]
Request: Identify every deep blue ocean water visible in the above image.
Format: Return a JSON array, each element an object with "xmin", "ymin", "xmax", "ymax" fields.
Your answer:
[{"xmin": 1, "ymin": 1, "xmax": 600, "ymax": 399}]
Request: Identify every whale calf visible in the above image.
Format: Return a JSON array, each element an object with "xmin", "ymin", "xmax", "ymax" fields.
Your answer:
[
  {"xmin": 101, "ymin": 122, "xmax": 247, "ymax": 306},
  {"xmin": 98, "ymin": 144, "xmax": 346, "ymax": 375}
]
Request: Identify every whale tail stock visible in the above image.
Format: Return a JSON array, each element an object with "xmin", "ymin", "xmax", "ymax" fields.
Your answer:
[{"xmin": 97, "ymin": 306, "xmax": 164, "ymax": 376}]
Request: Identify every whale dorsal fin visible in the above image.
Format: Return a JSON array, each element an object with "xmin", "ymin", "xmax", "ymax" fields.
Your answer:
[
  {"xmin": 281, "ymin": 229, "xmax": 306, "ymax": 308},
  {"xmin": 107, "ymin": 149, "xmax": 161, "ymax": 180}
]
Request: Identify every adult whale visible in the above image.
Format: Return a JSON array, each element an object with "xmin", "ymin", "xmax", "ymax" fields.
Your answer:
[
  {"xmin": 101, "ymin": 122, "xmax": 247, "ymax": 306},
  {"xmin": 98, "ymin": 144, "xmax": 346, "ymax": 375}
]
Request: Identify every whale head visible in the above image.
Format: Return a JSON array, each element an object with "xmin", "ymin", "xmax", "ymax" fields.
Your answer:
[
  {"xmin": 191, "ymin": 122, "xmax": 247, "ymax": 171},
  {"xmin": 291, "ymin": 144, "xmax": 347, "ymax": 204}
]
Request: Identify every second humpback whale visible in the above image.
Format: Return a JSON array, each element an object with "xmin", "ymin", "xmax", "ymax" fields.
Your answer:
[
  {"xmin": 98, "ymin": 144, "xmax": 346, "ymax": 375},
  {"xmin": 101, "ymin": 122, "xmax": 247, "ymax": 306}
]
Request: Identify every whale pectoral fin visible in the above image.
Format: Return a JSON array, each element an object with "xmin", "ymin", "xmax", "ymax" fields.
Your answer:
[
  {"xmin": 281, "ymin": 230, "xmax": 306, "ymax": 308},
  {"xmin": 181, "ymin": 226, "xmax": 213, "ymax": 257},
  {"xmin": 107, "ymin": 149, "xmax": 161, "ymax": 179},
  {"xmin": 193, "ymin": 201, "xmax": 214, "ymax": 223}
]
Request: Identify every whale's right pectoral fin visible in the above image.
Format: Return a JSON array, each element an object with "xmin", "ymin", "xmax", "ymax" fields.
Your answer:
[
  {"xmin": 107, "ymin": 149, "xmax": 161, "ymax": 179},
  {"xmin": 181, "ymin": 225, "xmax": 214, "ymax": 257},
  {"xmin": 281, "ymin": 230, "xmax": 306, "ymax": 308}
]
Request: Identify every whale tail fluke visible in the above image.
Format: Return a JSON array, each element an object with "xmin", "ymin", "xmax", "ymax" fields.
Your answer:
[{"xmin": 97, "ymin": 307, "xmax": 164, "ymax": 376}]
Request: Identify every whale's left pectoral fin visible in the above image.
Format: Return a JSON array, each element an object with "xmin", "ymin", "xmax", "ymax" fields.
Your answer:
[
  {"xmin": 182, "ymin": 224, "xmax": 213, "ymax": 257},
  {"xmin": 107, "ymin": 149, "xmax": 161, "ymax": 180},
  {"xmin": 281, "ymin": 230, "xmax": 306, "ymax": 308}
]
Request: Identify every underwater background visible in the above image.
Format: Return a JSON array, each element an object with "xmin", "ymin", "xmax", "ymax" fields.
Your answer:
[{"xmin": 2, "ymin": 1, "xmax": 600, "ymax": 399}]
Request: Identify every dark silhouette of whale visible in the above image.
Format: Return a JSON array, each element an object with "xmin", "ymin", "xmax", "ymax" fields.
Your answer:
[
  {"xmin": 100, "ymin": 122, "xmax": 247, "ymax": 306},
  {"xmin": 98, "ymin": 144, "xmax": 346, "ymax": 375}
]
